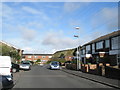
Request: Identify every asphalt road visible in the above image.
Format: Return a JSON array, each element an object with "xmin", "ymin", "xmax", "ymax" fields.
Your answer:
[{"xmin": 13, "ymin": 65, "xmax": 113, "ymax": 88}]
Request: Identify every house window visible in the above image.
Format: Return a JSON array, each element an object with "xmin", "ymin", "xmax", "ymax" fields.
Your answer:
[
  {"xmin": 96, "ymin": 41, "xmax": 103, "ymax": 49},
  {"xmin": 34, "ymin": 56, "xmax": 38, "ymax": 58},
  {"xmin": 86, "ymin": 45, "xmax": 91, "ymax": 54},
  {"xmin": 92, "ymin": 43, "xmax": 95, "ymax": 53},
  {"xmin": 105, "ymin": 39, "xmax": 110, "ymax": 48},
  {"xmin": 49, "ymin": 56, "xmax": 52, "ymax": 58},
  {"xmin": 42, "ymin": 56, "xmax": 46, "ymax": 58},
  {"xmin": 81, "ymin": 49, "xmax": 85, "ymax": 55},
  {"xmin": 111, "ymin": 36, "xmax": 120, "ymax": 50},
  {"xmin": 28, "ymin": 56, "xmax": 31, "ymax": 58}
]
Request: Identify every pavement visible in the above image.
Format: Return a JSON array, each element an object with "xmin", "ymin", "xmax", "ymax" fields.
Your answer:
[
  {"xmin": 61, "ymin": 67, "xmax": 120, "ymax": 89},
  {"xmin": 13, "ymin": 70, "xmax": 23, "ymax": 86}
]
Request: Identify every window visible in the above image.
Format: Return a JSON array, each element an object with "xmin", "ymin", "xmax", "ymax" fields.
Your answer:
[
  {"xmin": 105, "ymin": 39, "xmax": 110, "ymax": 48},
  {"xmin": 49, "ymin": 56, "xmax": 52, "ymax": 58},
  {"xmin": 96, "ymin": 41, "xmax": 103, "ymax": 49},
  {"xmin": 34, "ymin": 56, "xmax": 38, "ymax": 58},
  {"xmin": 86, "ymin": 45, "xmax": 91, "ymax": 54},
  {"xmin": 111, "ymin": 36, "xmax": 120, "ymax": 50},
  {"xmin": 92, "ymin": 43, "xmax": 95, "ymax": 53},
  {"xmin": 42, "ymin": 56, "xmax": 46, "ymax": 58},
  {"xmin": 81, "ymin": 49, "xmax": 85, "ymax": 55},
  {"xmin": 28, "ymin": 56, "xmax": 31, "ymax": 58}
]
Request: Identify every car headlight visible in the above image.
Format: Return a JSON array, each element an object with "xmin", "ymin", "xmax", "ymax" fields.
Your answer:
[{"xmin": 6, "ymin": 77, "xmax": 12, "ymax": 81}]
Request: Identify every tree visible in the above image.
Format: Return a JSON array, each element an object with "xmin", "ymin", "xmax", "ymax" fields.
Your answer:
[
  {"xmin": 35, "ymin": 59, "xmax": 41, "ymax": 64},
  {"xmin": 0, "ymin": 44, "xmax": 21, "ymax": 63},
  {"xmin": 60, "ymin": 53, "xmax": 65, "ymax": 58},
  {"xmin": 1, "ymin": 44, "xmax": 13, "ymax": 56}
]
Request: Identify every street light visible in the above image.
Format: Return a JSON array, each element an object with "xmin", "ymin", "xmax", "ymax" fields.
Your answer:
[{"xmin": 74, "ymin": 27, "xmax": 81, "ymax": 70}]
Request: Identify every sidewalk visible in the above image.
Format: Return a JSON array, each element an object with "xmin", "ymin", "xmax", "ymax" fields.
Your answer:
[
  {"xmin": 61, "ymin": 67, "xmax": 120, "ymax": 89},
  {"xmin": 13, "ymin": 70, "xmax": 23, "ymax": 85}
]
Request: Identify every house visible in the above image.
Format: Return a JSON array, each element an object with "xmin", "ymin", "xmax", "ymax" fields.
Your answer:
[
  {"xmin": 23, "ymin": 54, "xmax": 53, "ymax": 64},
  {"xmin": 0, "ymin": 40, "xmax": 24, "ymax": 63},
  {"xmin": 80, "ymin": 30, "xmax": 120, "ymax": 67}
]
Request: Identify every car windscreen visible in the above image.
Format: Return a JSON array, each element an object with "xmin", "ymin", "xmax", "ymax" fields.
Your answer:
[
  {"xmin": 22, "ymin": 63, "xmax": 30, "ymax": 65},
  {"xmin": 51, "ymin": 62, "xmax": 59, "ymax": 65}
]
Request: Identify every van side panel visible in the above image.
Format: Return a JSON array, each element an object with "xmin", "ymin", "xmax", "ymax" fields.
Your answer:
[{"xmin": 0, "ymin": 56, "xmax": 11, "ymax": 75}]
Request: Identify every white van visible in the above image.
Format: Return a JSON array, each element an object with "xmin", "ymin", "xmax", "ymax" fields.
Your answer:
[
  {"xmin": 0, "ymin": 56, "xmax": 13, "ymax": 89},
  {"xmin": 0, "ymin": 56, "xmax": 12, "ymax": 76}
]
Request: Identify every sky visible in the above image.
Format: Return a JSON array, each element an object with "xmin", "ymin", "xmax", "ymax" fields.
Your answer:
[{"xmin": 1, "ymin": 1, "xmax": 118, "ymax": 54}]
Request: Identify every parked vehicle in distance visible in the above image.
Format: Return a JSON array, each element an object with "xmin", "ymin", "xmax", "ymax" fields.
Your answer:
[
  {"xmin": 49, "ymin": 61, "xmax": 61, "ymax": 70},
  {"xmin": 11, "ymin": 62, "xmax": 19, "ymax": 73},
  {"xmin": 0, "ymin": 56, "xmax": 14, "ymax": 89},
  {"xmin": 19, "ymin": 62, "xmax": 31, "ymax": 70}
]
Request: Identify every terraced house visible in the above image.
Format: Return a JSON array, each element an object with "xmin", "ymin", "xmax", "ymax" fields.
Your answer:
[
  {"xmin": 23, "ymin": 54, "xmax": 53, "ymax": 64},
  {"xmin": 80, "ymin": 30, "xmax": 120, "ymax": 68}
]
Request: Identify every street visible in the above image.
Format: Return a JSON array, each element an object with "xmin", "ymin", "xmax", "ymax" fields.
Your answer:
[{"xmin": 13, "ymin": 65, "xmax": 112, "ymax": 88}]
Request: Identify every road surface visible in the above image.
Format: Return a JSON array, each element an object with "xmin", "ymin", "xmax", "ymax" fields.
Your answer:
[{"xmin": 13, "ymin": 65, "xmax": 113, "ymax": 88}]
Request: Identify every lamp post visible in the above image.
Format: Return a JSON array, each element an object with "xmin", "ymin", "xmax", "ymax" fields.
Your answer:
[{"xmin": 74, "ymin": 27, "xmax": 81, "ymax": 70}]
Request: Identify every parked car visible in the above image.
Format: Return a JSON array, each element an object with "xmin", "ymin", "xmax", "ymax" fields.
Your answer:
[
  {"xmin": 49, "ymin": 61, "xmax": 61, "ymax": 70},
  {"xmin": 0, "ymin": 56, "xmax": 14, "ymax": 89},
  {"xmin": 11, "ymin": 62, "xmax": 19, "ymax": 73},
  {"xmin": 19, "ymin": 62, "xmax": 31, "ymax": 70},
  {"xmin": 2, "ymin": 75, "xmax": 14, "ymax": 89}
]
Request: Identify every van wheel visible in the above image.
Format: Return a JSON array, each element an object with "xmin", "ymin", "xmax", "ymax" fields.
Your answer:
[{"xmin": 12, "ymin": 68, "xmax": 17, "ymax": 73}]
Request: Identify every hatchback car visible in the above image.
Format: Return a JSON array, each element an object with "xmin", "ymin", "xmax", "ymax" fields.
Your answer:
[
  {"xmin": 2, "ymin": 75, "xmax": 14, "ymax": 89},
  {"xmin": 19, "ymin": 62, "xmax": 31, "ymax": 70},
  {"xmin": 50, "ymin": 61, "xmax": 61, "ymax": 70}
]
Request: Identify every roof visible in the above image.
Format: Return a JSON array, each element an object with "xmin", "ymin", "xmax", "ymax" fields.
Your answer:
[
  {"xmin": 23, "ymin": 54, "xmax": 53, "ymax": 56},
  {"xmin": 84, "ymin": 30, "xmax": 120, "ymax": 46},
  {"xmin": 0, "ymin": 40, "xmax": 23, "ymax": 50}
]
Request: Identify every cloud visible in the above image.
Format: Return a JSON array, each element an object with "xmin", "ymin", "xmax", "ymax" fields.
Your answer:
[
  {"xmin": 91, "ymin": 7, "xmax": 118, "ymax": 31},
  {"xmin": 63, "ymin": 2, "xmax": 89, "ymax": 13},
  {"xmin": 19, "ymin": 26, "xmax": 37, "ymax": 41},
  {"xmin": 2, "ymin": 3, "xmax": 15, "ymax": 21},
  {"xmin": 22, "ymin": 6, "xmax": 50, "ymax": 21},
  {"xmin": 63, "ymin": 2, "xmax": 81, "ymax": 13},
  {"xmin": 22, "ymin": 6, "xmax": 41, "ymax": 14},
  {"xmin": 42, "ymin": 30, "xmax": 80, "ymax": 50},
  {"xmin": 22, "ymin": 47, "xmax": 33, "ymax": 53}
]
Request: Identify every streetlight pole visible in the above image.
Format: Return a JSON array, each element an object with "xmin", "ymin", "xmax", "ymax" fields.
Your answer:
[{"xmin": 74, "ymin": 27, "xmax": 81, "ymax": 70}]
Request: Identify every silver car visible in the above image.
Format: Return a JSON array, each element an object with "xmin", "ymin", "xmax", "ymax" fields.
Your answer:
[
  {"xmin": 20, "ymin": 62, "xmax": 31, "ymax": 70},
  {"xmin": 50, "ymin": 61, "xmax": 61, "ymax": 70}
]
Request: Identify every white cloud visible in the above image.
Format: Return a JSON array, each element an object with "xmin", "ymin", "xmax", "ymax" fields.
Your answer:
[
  {"xmin": 42, "ymin": 30, "xmax": 80, "ymax": 50},
  {"xmin": 22, "ymin": 6, "xmax": 50, "ymax": 21},
  {"xmin": 23, "ymin": 47, "xmax": 33, "ymax": 53},
  {"xmin": 91, "ymin": 7, "xmax": 118, "ymax": 31},
  {"xmin": 63, "ymin": 2, "xmax": 89, "ymax": 13},
  {"xmin": 2, "ymin": 3, "xmax": 15, "ymax": 21},
  {"xmin": 22, "ymin": 6, "xmax": 41, "ymax": 15},
  {"xmin": 63, "ymin": 2, "xmax": 82, "ymax": 13},
  {"xmin": 19, "ymin": 26, "xmax": 37, "ymax": 41}
]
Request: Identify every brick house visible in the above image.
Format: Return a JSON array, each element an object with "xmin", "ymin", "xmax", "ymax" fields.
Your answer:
[{"xmin": 23, "ymin": 54, "xmax": 53, "ymax": 64}]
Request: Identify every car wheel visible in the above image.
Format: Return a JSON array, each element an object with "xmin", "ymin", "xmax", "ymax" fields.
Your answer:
[{"xmin": 12, "ymin": 68, "xmax": 17, "ymax": 73}]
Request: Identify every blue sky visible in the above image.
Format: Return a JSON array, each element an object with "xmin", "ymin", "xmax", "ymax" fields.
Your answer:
[{"xmin": 1, "ymin": 1, "xmax": 118, "ymax": 54}]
